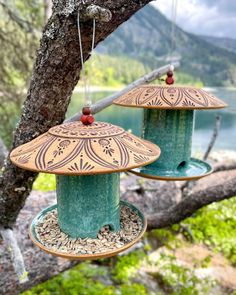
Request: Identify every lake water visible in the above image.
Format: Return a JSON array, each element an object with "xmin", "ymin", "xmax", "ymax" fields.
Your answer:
[{"xmin": 68, "ymin": 88, "xmax": 236, "ymax": 153}]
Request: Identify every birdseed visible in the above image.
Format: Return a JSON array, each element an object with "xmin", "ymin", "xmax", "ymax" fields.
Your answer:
[{"xmin": 35, "ymin": 205, "xmax": 144, "ymax": 255}]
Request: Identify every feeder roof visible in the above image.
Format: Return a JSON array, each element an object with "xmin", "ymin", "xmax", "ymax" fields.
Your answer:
[
  {"xmin": 113, "ymin": 85, "xmax": 227, "ymax": 110},
  {"xmin": 10, "ymin": 121, "xmax": 160, "ymax": 175}
]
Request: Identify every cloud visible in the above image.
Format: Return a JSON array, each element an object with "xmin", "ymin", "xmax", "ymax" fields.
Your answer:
[
  {"xmin": 152, "ymin": 0, "xmax": 236, "ymax": 38},
  {"xmin": 200, "ymin": 0, "xmax": 236, "ymax": 16}
]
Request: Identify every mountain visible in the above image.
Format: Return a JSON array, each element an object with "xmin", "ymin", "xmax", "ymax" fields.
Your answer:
[
  {"xmin": 200, "ymin": 36, "xmax": 236, "ymax": 54},
  {"xmin": 97, "ymin": 5, "xmax": 236, "ymax": 87}
]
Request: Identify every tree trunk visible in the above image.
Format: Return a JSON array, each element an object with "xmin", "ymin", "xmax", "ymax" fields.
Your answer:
[{"xmin": 0, "ymin": 0, "xmax": 152, "ymax": 228}]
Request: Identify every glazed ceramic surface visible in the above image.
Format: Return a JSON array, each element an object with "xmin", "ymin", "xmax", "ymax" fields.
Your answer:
[
  {"xmin": 10, "ymin": 121, "xmax": 160, "ymax": 175},
  {"xmin": 143, "ymin": 109, "xmax": 194, "ymax": 172},
  {"xmin": 56, "ymin": 173, "xmax": 120, "ymax": 238},
  {"xmin": 113, "ymin": 85, "xmax": 227, "ymax": 109},
  {"xmin": 132, "ymin": 158, "xmax": 213, "ymax": 180},
  {"xmin": 29, "ymin": 201, "xmax": 147, "ymax": 260},
  {"xmin": 130, "ymin": 109, "xmax": 213, "ymax": 180}
]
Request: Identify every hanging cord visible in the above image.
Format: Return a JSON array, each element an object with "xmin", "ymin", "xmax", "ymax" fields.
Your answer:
[
  {"xmin": 87, "ymin": 18, "xmax": 96, "ymax": 105},
  {"xmin": 163, "ymin": 0, "xmax": 178, "ymax": 85},
  {"xmin": 77, "ymin": 13, "xmax": 96, "ymax": 106},
  {"xmin": 77, "ymin": 12, "xmax": 88, "ymax": 104},
  {"xmin": 169, "ymin": 0, "xmax": 178, "ymax": 70}
]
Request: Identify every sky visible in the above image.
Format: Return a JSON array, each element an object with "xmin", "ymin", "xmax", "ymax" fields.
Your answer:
[{"xmin": 152, "ymin": 0, "xmax": 236, "ymax": 39}]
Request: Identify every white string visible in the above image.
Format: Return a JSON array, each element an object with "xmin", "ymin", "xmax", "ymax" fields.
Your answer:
[
  {"xmin": 77, "ymin": 13, "xmax": 96, "ymax": 106},
  {"xmin": 169, "ymin": 0, "xmax": 178, "ymax": 70},
  {"xmin": 77, "ymin": 13, "xmax": 87, "ymax": 104},
  {"xmin": 87, "ymin": 18, "xmax": 96, "ymax": 105}
]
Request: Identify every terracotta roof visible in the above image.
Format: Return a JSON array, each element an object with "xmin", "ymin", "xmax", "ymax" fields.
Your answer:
[
  {"xmin": 114, "ymin": 85, "xmax": 227, "ymax": 109},
  {"xmin": 10, "ymin": 121, "xmax": 160, "ymax": 175}
]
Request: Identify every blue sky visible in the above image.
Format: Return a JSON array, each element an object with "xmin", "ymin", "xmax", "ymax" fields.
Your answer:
[{"xmin": 153, "ymin": 0, "xmax": 236, "ymax": 39}]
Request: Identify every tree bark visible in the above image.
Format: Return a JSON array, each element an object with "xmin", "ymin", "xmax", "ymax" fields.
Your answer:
[{"xmin": 0, "ymin": 0, "xmax": 153, "ymax": 228}]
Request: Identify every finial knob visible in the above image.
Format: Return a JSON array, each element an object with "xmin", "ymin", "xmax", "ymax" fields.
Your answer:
[
  {"xmin": 165, "ymin": 70, "xmax": 175, "ymax": 85},
  {"xmin": 80, "ymin": 107, "xmax": 94, "ymax": 125}
]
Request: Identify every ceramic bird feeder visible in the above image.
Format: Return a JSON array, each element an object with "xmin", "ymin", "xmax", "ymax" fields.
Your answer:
[
  {"xmin": 10, "ymin": 115, "xmax": 160, "ymax": 259},
  {"xmin": 114, "ymin": 85, "xmax": 226, "ymax": 180}
]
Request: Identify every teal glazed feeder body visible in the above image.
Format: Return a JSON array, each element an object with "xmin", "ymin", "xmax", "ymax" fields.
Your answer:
[
  {"xmin": 10, "ymin": 120, "xmax": 160, "ymax": 258},
  {"xmin": 56, "ymin": 173, "xmax": 120, "ymax": 238},
  {"xmin": 114, "ymin": 85, "xmax": 227, "ymax": 180},
  {"xmin": 141, "ymin": 109, "xmax": 196, "ymax": 178}
]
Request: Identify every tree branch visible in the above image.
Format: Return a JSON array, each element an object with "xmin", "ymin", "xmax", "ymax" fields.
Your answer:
[
  {"xmin": 203, "ymin": 114, "xmax": 222, "ymax": 161},
  {"xmin": 213, "ymin": 161, "xmax": 236, "ymax": 172},
  {"xmin": 146, "ymin": 170, "xmax": 236, "ymax": 230},
  {"xmin": 67, "ymin": 62, "xmax": 180, "ymax": 122},
  {"xmin": 0, "ymin": 228, "xmax": 28, "ymax": 283},
  {"xmin": 181, "ymin": 114, "xmax": 222, "ymax": 196}
]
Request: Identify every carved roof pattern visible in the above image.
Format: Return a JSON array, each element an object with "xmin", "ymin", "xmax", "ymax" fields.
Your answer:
[
  {"xmin": 10, "ymin": 121, "xmax": 160, "ymax": 175},
  {"xmin": 113, "ymin": 85, "xmax": 227, "ymax": 109}
]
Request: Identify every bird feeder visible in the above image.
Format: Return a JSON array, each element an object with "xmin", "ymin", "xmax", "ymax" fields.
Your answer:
[
  {"xmin": 114, "ymin": 85, "xmax": 226, "ymax": 180},
  {"xmin": 10, "ymin": 119, "xmax": 160, "ymax": 259}
]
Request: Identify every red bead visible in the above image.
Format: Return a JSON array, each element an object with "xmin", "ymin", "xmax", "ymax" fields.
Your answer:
[
  {"xmin": 80, "ymin": 114, "xmax": 88, "ymax": 125},
  {"xmin": 165, "ymin": 76, "xmax": 175, "ymax": 85},
  {"xmin": 87, "ymin": 115, "xmax": 94, "ymax": 124},
  {"xmin": 80, "ymin": 114, "xmax": 94, "ymax": 125},
  {"xmin": 167, "ymin": 70, "xmax": 173, "ymax": 77},
  {"xmin": 82, "ymin": 106, "xmax": 91, "ymax": 115}
]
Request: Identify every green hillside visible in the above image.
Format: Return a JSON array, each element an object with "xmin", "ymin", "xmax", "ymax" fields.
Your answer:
[
  {"xmin": 97, "ymin": 5, "xmax": 236, "ymax": 87},
  {"xmin": 200, "ymin": 35, "xmax": 236, "ymax": 54}
]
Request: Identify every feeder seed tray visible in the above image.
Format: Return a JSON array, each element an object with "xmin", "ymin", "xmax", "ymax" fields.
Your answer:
[
  {"xmin": 114, "ymin": 85, "xmax": 227, "ymax": 181},
  {"xmin": 29, "ymin": 201, "xmax": 147, "ymax": 260},
  {"xmin": 132, "ymin": 157, "xmax": 213, "ymax": 181}
]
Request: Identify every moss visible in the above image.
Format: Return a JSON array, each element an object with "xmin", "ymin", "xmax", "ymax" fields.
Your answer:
[
  {"xmin": 19, "ymin": 271, "xmax": 29, "ymax": 283},
  {"xmin": 112, "ymin": 251, "xmax": 146, "ymax": 283},
  {"xmin": 21, "ymin": 263, "xmax": 116, "ymax": 295},
  {"xmin": 120, "ymin": 283, "xmax": 147, "ymax": 295},
  {"xmin": 182, "ymin": 197, "xmax": 236, "ymax": 265},
  {"xmin": 152, "ymin": 253, "xmax": 216, "ymax": 295},
  {"xmin": 148, "ymin": 227, "xmax": 182, "ymax": 249},
  {"xmin": 21, "ymin": 261, "xmax": 150, "ymax": 295}
]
